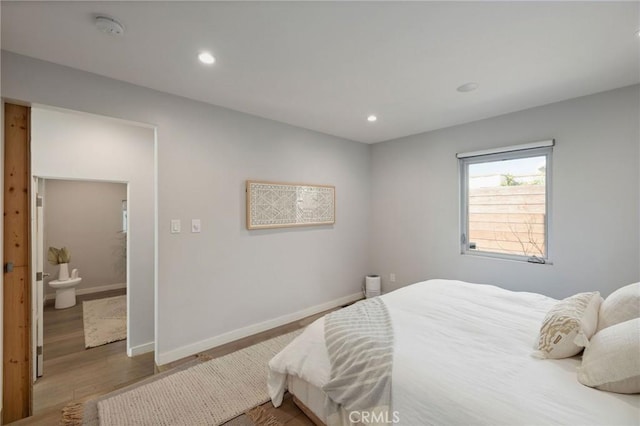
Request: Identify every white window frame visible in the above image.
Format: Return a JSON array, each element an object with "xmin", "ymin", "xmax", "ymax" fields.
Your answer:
[{"xmin": 458, "ymin": 140, "xmax": 554, "ymax": 264}]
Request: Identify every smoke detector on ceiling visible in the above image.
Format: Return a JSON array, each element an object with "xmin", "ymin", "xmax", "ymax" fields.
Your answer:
[{"xmin": 95, "ymin": 16, "xmax": 125, "ymax": 36}]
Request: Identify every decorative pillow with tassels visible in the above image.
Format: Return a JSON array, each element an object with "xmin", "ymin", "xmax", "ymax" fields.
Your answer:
[{"xmin": 534, "ymin": 291, "xmax": 602, "ymax": 359}]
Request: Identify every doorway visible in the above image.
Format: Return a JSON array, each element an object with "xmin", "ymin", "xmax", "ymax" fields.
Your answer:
[
  {"xmin": 32, "ymin": 178, "xmax": 148, "ymax": 414},
  {"xmin": 3, "ymin": 103, "xmax": 157, "ymax": 422},
  {"xmin": 34, "ymin": 179, "xmax": 127, "ymax": 370}
]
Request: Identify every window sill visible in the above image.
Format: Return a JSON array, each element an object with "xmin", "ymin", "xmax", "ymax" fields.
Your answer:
[{"xmin": 461, "ymin": 251, "xmax": 554, "ymax": 266}]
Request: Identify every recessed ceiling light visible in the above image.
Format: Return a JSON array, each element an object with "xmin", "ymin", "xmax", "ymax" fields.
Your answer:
[
  {"xmin": 367, "ymin": 115, "xmax": 377, "ymax": 122},
  {"xmin": 457, "ymin": 82, "xmax": 479, "ymax": 93},
  {"xmin": 198, "ymin": 52, "xmax": 215, "ymax": 65},
  {"xmin": 95, "ymin": 16, "xmax": 125, "ymax": 36}
]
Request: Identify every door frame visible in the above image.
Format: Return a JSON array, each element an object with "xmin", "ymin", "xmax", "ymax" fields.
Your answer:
[{"xmin": 31, "ymin": 177, "xmax": 130, "ymax": 381}]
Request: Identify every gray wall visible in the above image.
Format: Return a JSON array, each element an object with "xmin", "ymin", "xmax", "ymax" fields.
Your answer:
[
  {"xmin": 371, "ymin": 85, "xmax": 640, "ymax": 299},
  {"xmin": 43, "ymin": 180, "xmax": 127, "ymax": 295},
  {"xmin": 1, "ymin": 51, "xmax": 371, "ymax": 363}
]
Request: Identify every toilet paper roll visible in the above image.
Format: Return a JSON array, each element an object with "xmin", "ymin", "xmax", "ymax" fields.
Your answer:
[{"xmin": 365, "ymin": 275, "xmax": 381, "ymax": 293}]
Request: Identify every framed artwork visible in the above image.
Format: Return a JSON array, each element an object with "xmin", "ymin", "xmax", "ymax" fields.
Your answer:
[{"xmin": 246, "ymin": 180, "xmax": 335, "ymax": 229}]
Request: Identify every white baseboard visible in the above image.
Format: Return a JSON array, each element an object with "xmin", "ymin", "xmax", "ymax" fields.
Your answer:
[
  {"xmin": 156, "ymin": 292, "xmax": 363, "ymax": 366},
  {"xmin": 45, "ymin": 282, "xmax": 126, "ymax": 301},
  {"xmin": 128, "ymin": 341, "xmax": 154, "ymax": 357}
]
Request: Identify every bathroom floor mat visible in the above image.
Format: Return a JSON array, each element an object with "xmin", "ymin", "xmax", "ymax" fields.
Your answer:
[{"xmin": 83, "ymin": 295, "xmax": 126, "ymax": 348}]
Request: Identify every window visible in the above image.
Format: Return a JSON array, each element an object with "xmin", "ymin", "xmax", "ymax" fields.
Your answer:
[
  {"xmin": 122, "ymin": 200, "xmax": 128, "ymax": 233},
  {"xmin": 459, "ymin": 141, "xmax": 553, "ymax": 263}
]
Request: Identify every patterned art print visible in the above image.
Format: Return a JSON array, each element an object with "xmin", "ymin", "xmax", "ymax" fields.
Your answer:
[{"xmin": 247, "ymin": 181, "xmax": 335, "ymax": 229}]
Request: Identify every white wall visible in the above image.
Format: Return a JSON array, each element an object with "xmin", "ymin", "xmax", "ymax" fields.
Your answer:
[
  {"xmin": 31, "ymin": 107, "xmax": 155, "ymax": 354},
  {"xmin": 43, "ymin": 179, "xmax": 127, "ymax": 296},
  {"xmin": 1, "ymin": 51, "xmax": 371, "ymax": 364},
  {"xmin": 371, "ymin": 85, "xmax": 640, "ymax": 299}
]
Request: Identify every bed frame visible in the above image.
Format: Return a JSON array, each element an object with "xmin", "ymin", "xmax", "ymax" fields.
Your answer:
[{"xmin": 292, "ymin": 396, "xmax": 326, "ymax": 426}]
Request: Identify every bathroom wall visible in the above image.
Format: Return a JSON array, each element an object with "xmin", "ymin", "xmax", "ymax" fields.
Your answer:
[{"xmin": 43, "ymin": 179, "xmax": 128, "ymax": 297}]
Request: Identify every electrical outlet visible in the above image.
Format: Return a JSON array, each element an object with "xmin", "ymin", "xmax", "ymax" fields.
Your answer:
[{"xmin": 390, "ymin": 273, "xmax": 396, "ymax": 283}]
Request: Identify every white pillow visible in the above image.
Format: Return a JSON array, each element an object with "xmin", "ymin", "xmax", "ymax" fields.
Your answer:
[
  {"xmin": 597, "ymin": 282, "xmax": 640, "ymax": 332},
  {"xmin": 578, "ymin": 318, "xmax": 640, "ymax": 394},
  {"xmin": 535, "ymin": 292, "xmax": 602, "ymax": 359}
]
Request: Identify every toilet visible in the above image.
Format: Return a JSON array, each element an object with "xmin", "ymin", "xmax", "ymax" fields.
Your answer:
[{"xmin": 49, "ymin": 269, "xmax": 82, "ymax": 309}]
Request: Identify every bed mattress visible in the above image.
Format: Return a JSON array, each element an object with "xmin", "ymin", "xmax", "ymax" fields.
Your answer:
[{"xmin": 269, "ymin": 280, "xmax": 640, "ymax": 425}]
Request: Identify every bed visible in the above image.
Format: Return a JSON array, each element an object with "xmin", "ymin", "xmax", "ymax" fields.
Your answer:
[{"xmin": 268, "ymin": 279, "xmax": 640, "ymax": 425}]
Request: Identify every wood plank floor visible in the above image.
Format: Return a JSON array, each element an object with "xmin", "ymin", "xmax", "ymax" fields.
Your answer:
[
  {"xmin": 11, "ymin": 289, "xmax": 346, "ymax": 425},
  {"xmin": 21, "ymin": 288, "xmax": 154, "ymax": 424}
]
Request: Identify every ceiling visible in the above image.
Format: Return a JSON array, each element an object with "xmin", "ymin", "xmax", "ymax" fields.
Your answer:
[{"xmin": 1, "ymin": 1, "xmax": 639, "ymax": 143}]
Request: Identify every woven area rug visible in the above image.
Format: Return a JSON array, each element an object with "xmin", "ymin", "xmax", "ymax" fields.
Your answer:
[
  {"xmin": 66, "ymin": 329, "xmax": 301, "ymax": 425},
  {"xmin": 83, "ymin": 295, "xmax": 127, "ymax": 349}
]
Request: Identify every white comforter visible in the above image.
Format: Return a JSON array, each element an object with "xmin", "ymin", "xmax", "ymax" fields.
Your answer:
[{"xmin": 269, "ymin": 279, "xmax": 640, "ymax": 425}]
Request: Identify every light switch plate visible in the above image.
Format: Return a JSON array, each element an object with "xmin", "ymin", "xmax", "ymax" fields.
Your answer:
[
  {"xmin": 171, "ymin": 219, "xmax": 181, "ymax": 234},
  {"xmin": 191, "ymin": 219, "xmax": 201, "ymax": 233}
]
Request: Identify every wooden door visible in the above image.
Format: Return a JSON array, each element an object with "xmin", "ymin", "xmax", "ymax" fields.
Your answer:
[{"xmin": 3, "ymin": 103, "xmax": 32, "ymax": 423}]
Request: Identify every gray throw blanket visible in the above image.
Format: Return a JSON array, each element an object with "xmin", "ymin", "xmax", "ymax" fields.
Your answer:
[{"xmin": 322, "ymin": 297, "xmax": 394, "ymax": 425}]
